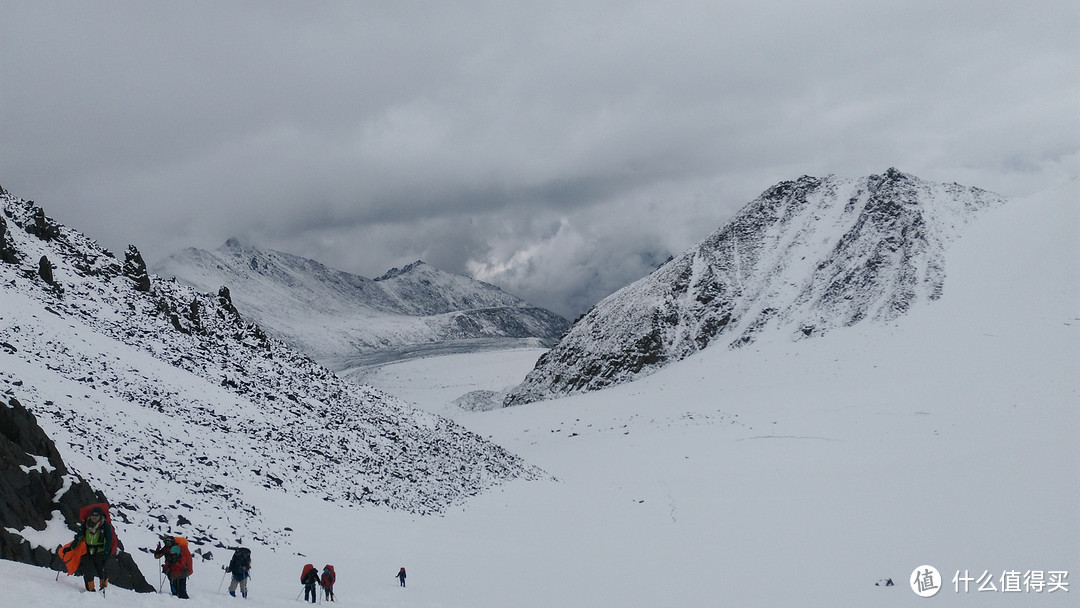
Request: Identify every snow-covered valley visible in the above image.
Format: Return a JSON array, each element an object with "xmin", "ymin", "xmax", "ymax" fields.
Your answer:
[{"xmin": 1, "ymin": 178, "xmax": 1076, "ymax": 606}]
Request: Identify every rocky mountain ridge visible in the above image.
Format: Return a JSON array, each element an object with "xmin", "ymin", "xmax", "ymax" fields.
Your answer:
[
  {"xmin": 505, "ymin": 169, "xmax": 1007, "ymax": 405},
  {"xmin": 153, "ymin": 240, "xmax": 569, "ymax": 371},
  {"xmin": 0, "ymin": 186, "xmax": 543, "ymax": 561}
]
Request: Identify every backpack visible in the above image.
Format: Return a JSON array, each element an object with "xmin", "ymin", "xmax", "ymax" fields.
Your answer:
[
  {"xmin": 301, "ymin": 563, "xmax": 316, "ymax": 584},
  {"xmin": 163, "ymin": 536, "xmax": 194, "ymax": 575},
  {"xmin": 230, "ymin": 547, "xmax": 251, "ymax": 573},
  {"xmin": 164, "ymin": 545, "xmax": 187, "ymax": 577},
  {"xmin": 321, "ymin": 565, "xmax": 336, "ymax": 587},
  {"xmin": 78, "ymin": 502, "xmax": 120, "ymax": 555}
]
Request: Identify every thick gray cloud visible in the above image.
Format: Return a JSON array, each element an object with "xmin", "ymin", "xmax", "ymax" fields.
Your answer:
[{"xmin": 2, "ymin": 1, "xmax": 1076, "ymax": 318}]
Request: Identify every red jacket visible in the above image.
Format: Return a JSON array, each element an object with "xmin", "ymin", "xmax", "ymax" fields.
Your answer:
[
  {"xmin": 164, "ymin": 551, "xmax": 190, "ymax": 580},
  {"xmin": 320, "ymin": 566, "xmax": 336, "ymax": 588}
]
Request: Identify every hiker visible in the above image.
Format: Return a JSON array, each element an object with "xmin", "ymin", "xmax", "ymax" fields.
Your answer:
[
  {"xmin": 155, "ymin": 537, "xmax": 193, "ymax": 599},
  {"xmin": 397, "ymin": 566, "xmax": 407, "ymax": 587},
  {"xmin": 164, "ymin": 545, "xmax": 192, "ymax": 598},
  {"xmin": 301, "ymin": 563, "xmax": 319, "ymax": 603},
  {"xmin": 319, "ymin": 564, "xmax": 336, "ymax": 601},
  {"xmin": 226, "ymin": 547, "xmax": 252, "ymax": 598},
  {"xmin": 165, "ymin": 546, "xmax": 193, "ymax": 600},
  {"xmin": 65, "ymin": 505, "xmax": 115, "ymax": 592}
]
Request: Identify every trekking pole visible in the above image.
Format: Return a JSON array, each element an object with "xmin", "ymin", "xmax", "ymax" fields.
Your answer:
[{"xmin": 218, "ymin": 567, "xmax": 228, "ymax": 593}]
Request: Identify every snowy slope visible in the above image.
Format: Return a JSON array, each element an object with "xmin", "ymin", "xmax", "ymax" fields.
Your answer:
[
  {"xmin": 356, "ymin": 178, "xmax": 1078, "ymax": 607},
  {"xmin": 507, "ymin": 169, "xmax": 1006, "ymax": 405},
  {"xmin": 0, "ymin": 187, "xmax": 542, "ymax": 558},
  {"xmin": 153, "ymin": 240, "xmax": 568, "ymax": 371},
  {"xmin": 2, "ymin": 178, "xmax": 1074, "ymax": 608}
]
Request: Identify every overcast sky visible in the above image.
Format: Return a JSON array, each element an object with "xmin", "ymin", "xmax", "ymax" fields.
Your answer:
[{"xmin": 2, "ymin": 1, "xmax": 1077, "ymax": 319}]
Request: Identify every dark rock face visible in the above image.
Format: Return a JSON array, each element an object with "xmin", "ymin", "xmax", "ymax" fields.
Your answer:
[
  {"xmin": 506, "ymin": 169, "xmax": 1006, "ymax": 405},
  {"xmin": 0, "ymin": 394, "xmax": 153, "ymax": 592},
  {"xmin": 38, "ymin": 256, "xmax": 56, "ymax": 286},
  {"xmin": 217, "ymin": 286, "xmax": 242, "ymax": 320},
  {"xmin": 123, "ymin": 246, "xmax": 152, "ymax": 292},
  {"xmin": 24, "ymin": 206, "xmax": 62, "ymax": 242},
  {"xmin": 1, "ymin": 213, "xmax": 21, "ymax": 264}
]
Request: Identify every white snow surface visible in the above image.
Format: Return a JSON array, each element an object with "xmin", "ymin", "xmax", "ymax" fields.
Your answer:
[{"xmin": 1, "ymin": 178, "xmax": 1077, "ymax": 606}]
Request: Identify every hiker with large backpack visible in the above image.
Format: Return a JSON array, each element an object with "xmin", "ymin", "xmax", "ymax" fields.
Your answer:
[
  {"xmin": 300, "ymin": 563, "xmax": 319, "ymax": 603},
  {"xmin": 154, "ymin": 535, "xmax": 193, "ymax": 598},
  {"xmin": 62, "ymin": 504, "xmax": 115, "ymax": 592},
  {"xmin": 319, "ymin": 564, "xmax": 336, "ymax": 601},
  {"xmin": 226, "ymin": 547, "xmax": 252, "ymax": 598}
]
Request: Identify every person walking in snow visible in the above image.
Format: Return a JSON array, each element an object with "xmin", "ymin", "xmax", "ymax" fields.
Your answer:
[
  {"xmin": 67, "ymin": 506, "xmax": 114, "ymax": 592},
  {"xmin": 154, "ymin": 537, "xmax": 193, "ymax": 599},
  {"xmin": 320, "ymin": 564, "xmax": 336, "ymax": 601},
  {"xmin": 163, "ymin": 545, "xmax": 191, "ymax": 598},
  {"xmin": 226, "ymin": 547, "xmax": 251, "ymax": 598},
  {"xmin": 397, "ymin": 566, "xmax": 407, "ymax": 587},
  {"xmin": 301, "ymin": 563, "xmax": 319, "ymax": 603}
]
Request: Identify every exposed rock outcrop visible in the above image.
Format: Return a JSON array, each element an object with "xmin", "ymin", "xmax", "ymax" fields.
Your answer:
[
  {"xmin": 123, "ymin": 245, "xmax": 152, "ymax": 292},
  {"xmin": 0, "ymin": 212, "xmax": 21, "ymax": 264},
  {"xmin": 0, "ymin": 393, "xmax": 153, "ymax": 592}
]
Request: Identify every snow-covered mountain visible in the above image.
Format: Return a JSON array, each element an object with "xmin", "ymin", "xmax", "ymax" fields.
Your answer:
[
  {"xmin": 0, "ymin": 176, "xmax": 1074, "ymax": 607},
  {"xmin": 153, "ymin": 241, "xmax": 569, "ymax": 373},
  {"xmin": 506, "ymin": 169, "xmax": 1006, "ymax": 405},
  {"xmin": 0, "ymin": 185, "xmax": 542, "ymax": 559}
]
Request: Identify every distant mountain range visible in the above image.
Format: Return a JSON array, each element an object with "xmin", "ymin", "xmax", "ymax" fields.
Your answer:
[
  {"xmin": 153, "ymin": 241, "xmax": 569, "ymax": 374},
  {"xmin": 505, "ymin": 169, "xmax": 1006, "ymax": 405}
]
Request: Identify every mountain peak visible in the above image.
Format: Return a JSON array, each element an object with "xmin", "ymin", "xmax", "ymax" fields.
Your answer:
[
  {"xmin": 376, "ymin": 260, "xmax": 427, "ymax": 281},
  {"xmin": 884, "ymin": 166, "xmax": 907, "ymax": 179},
  {"xmin": 505, "ymin": 170, "xmax": 1006, "ymax": 405},
  {"xmin": 221, "ymin": 236, "xmax": 256, "ymax": 251},
  {"xmin": 152, "ymin": 246, "xmax": 568, "ymax": 368}
]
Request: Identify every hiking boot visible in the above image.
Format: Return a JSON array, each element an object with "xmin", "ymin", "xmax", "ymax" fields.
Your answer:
[
  {"xmin": 85, "ymin": 580, "xmax": 96, "ymax": 592},
  {"xmin": 100, "ymin": 578, "xmax": 108, "ymax": 589},
  {"xmin": 230, "ymin": 590, "xmax": 236, "ymax": 597}
]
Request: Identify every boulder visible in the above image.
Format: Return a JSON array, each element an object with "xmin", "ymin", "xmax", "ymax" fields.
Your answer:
[{"xmin": 0, "ymin": 214, "xmax": 19, "ymax": 264}]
